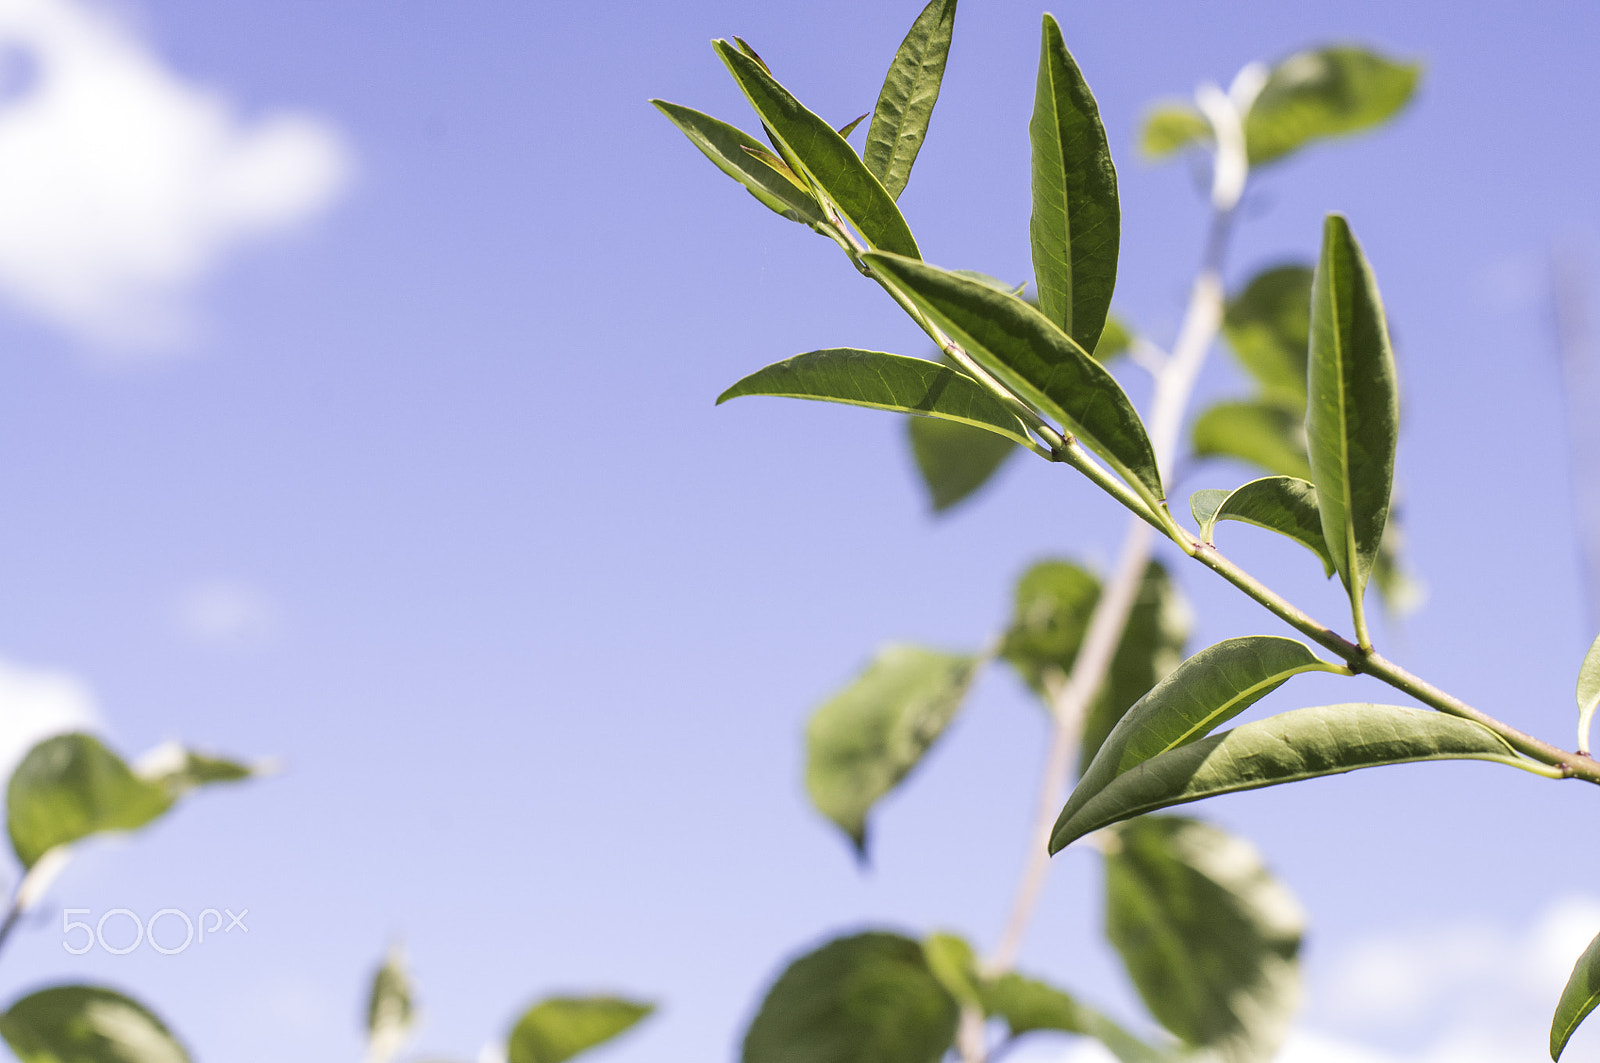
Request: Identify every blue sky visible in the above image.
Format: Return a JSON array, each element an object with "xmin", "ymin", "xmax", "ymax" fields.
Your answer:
[{"xmin": 0, "ymin": 1, "xmax": 1597, "ymax": 1061}]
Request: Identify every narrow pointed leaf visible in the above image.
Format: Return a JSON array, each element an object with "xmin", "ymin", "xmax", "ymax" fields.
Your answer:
[
  {"xmin": 366, "ymin": 945, "xmax": 416, "ymax": 1060},
  {"xmin": 1577, "ymin": 633, "xmax": 1600, "ymax": 754},
  {"xmin": 980, "ymin": 975, "xmax": 1171, "ymax": 1063},
  {"xmin": 651, "ymin": 100, "xmax": 824, "ymax": 224},
  {"xmin": 908, "ymin": 416, "xmax": 1018, "ymax": 512},
  {"xmin": 718, "ymin": 348, "xmax": 1033, "ymax": 447},
  {"xmin": 1551, "ymin": 929, "xmax": 1600, "ymax": 1060},
  {"xmin": 1307, "ymin": 215, "xmax": 1399, "ymax": 614},
  {"xmin": 508, "ymin": 998, "xmax": 653, "ymax": 1063},
  {"xmin": 1223, "ymin": 265, "xmax": 1313, "ymax": 412},
  {"xmin": 134, "ymin": 744, "xmax": 255, "ymax": 799},
  {"xmin": 1052, "ymin": 704, "xmax": 1523, "ymax": 851},
  {"xmin": 1079, "ymin": 561, "xmax": 1190, "ymax": 773},
  {"xmin": 1106, "ymin": 816, "xmax": 1303, "ymax": 1061},
  {"xmin": 715, "ymin": 41, "xmax": 920, "ymax": 259},
  {"xmin": 0, "ymin": 985, "xmax": 190, "ymax": 1063},
  {"xmin": 1001, "ymin": 559, "xmax": 1101, "ymax": 695},
  {"xmin": 742, "ymin": 932, "xmax": 959, "ymax": 1063},
  {"xmin": 1064, "ymin": 637, "xmax": 1337, "ymax": 830},
  {"xmin": 1192, "ymin": 399, "xmax": 1311, "ymax": 481},
  {"xmin": 837, "ymin": 113, "xmax": 868, "ymax": 140},
  {"xmin": 864, "ymin": 0, "xmax": 958, "ymax": 200},
  {"xmin": 1199, "ymin": 477, "xmax": 1334, "ymax": 576},
  {"xmin": 1029, "ymin": 14, "xmax": 1119, "ymax": 352},
  {"xmin": 864, "ymin": 253, "xmax": 1164, "ymax": 504},
  {"xmin": 1141, "ymin": 103, "xmax": 1211, "ymax": 160},
  {"xmin": 805, "ymin": 645, "xmax": 981, "ymax": 852},
  {"xmin": 1246, "ymin": 46, "xmax": 1420, "ymax": 166}
]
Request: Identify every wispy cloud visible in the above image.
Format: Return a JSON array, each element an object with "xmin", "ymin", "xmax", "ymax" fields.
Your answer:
[
  {"xmin": 174, "ymin": 578, "xmax": 278, "ymax": 648},
  {"xmin": 0, "ymin": 654, "xmax": 99, "ymax": 781},
  {"xmin": 0, "ymin": 0, "xmax": 351, "ymax": 352}
]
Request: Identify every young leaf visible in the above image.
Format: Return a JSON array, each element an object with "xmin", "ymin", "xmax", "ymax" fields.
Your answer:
[
  {"xmin": 1576, "ymin": 633, "xmax": 1600, "ymax": 754},
  {"xmin": 1551, "ymin": 929, "xmax": 1600, "ymax": 1060},
  {"xmin": 650, "ymin": 100, "xmax": 825, "ymax": 225},
  {"xmin": 508, "ymin": 998, "xmax": 654, "ymax": 1063},
  {"xmin": 1105, "ymin": 816, "xmax": 1303, "ymax": 1061},
  {"xmin": 1140, "ymin": 102, "xmax": 1211, "ymax": 160},
  {"xmin": 980, "ymin": 974, "xmax": 1170, "ymax": 1063},
  {"xmin": 1189, "ymin": 489, "xmax": 1229, "ymax": 530},
  {"xmin": 714, "ymin": 41, "xmax": 920, "ymax": 259},
  {"xmin": 1194, "ymin": 477, "xmax": 1334, "ymax": 576},
  {"xmin": 864, "ymin": 0, "xmax": 958, "ymax": 200},
  {"xmin": 805, "ymin": 646, "xmax": 981, "ymax": 853},
  {"xmin": 908, "ymin": 416, "xmax": 1018, "ymax": 512},
  {"xmin": 863, "ymin": 253, "xmax": 1164, "ymax": 505},
  {"xmin": 1029, "ymin": 14, "xmax": 1119, "ymax": 353},
  {"xmin": 1223, "ymin": 264, "xmax": 1313, "ymax": 412},
  {"xmin": 0, "ymin": 985, "xmax": 190, "ymax": 1063},
  {"xmin": 1307, "ymin": 215, "xmax": 1399, "ymax": 644},
  {"xmin": 742, "ymin": 932, "xmax": 959, "ymax": 1063},
  {"xmin": 717, "ymin": 348, "xmax": 1034, "ymax": 447},
  {"xmin": 366, "ymin": 944, "xmax": 416, "ymax": 1063},
  {"xmin": 1245, "ymin": 46, "xmax": 1421, "ymax": 166},
  {"xmin": 1051, "ymin": 703, "xmax": 1524, "ymax": 851},
  {"xmin": 1191, "ymin": 399, "xmax": 1311, "ymax": 481},
  {"xmin": 1064, "ymin": 636, "xmax": 1338, "ymax": 831}
]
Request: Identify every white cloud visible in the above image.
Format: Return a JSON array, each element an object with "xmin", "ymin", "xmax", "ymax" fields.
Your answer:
[
  {"xmin": 175, "ymin": 578, "xmax": 278, "ymax": 647},
  {"xmin": 0, "ymin": 654, "xmax": 99, "ymax": 780},
  {"xmin": 0, "ymin": 0, "xmax": 351, "ymax": 351}
]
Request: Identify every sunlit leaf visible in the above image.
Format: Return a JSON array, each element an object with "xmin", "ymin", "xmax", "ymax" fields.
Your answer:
[
  {"xmin": 1029, "ymin": 14, "xmax": 1119, "ymax": 353},
  {"xmin": 864, "ymin": 253, "xmax": 1164, "ymax": 505},
  {"xmin": 1551, "ymin": 929, "xmax": 1600, "ymax": 1060},
  {"xmin": 134, "ymin": 744, "xmax": 254, "ymax": 800},
  {"xmin": 1245, "ymin": 46, "xmax": 1420, "ymax": 166},
  {"xmin": 981, "ymin": 974, "xmax": 1171, "ymax": 1063},
  {"xmin": 1079, "ymin": 562, "xmax": 1190, "ymax": 774},
  {"xmin": 1105, "ymin": 816, "xmax": 1303, "ymax": 1061},
  {"xmin": 1307, "ymin": 215, "xmax": 1399, "ymax": 635},
  {"xmin": 1140, "ymin": 103, "xmax": 1210, "ymax": 160},
  {"xmin": 366, "ymin": 945, "xmax": 415, "ymax": 1062},
  {"xmin": 864, "ymin": 0, "xmax": 958, "ymax": 200},
  {"xmin": 1191, "ymin": 400, "xmax": 1310, "ymax": 482},
  {"xmin": 718, "ymin": 348, "xmax": 1034, "ymax": 447},
  {"xmin": 650, "ymin": 100, "xmax": 825, "ymax": 225},
  {"xmin": 743, "ymin": 932, "xmax": 958, "ymax": 1063},
  {"xmin": 1051, "ymin": 704, "xmax": 1523, "ymax": 852},
  {"xmin": 1194, "ymin": 477, "xmax": 1333, "ymax": 576},
  {"xmin": 715, "ymin": 41, "xmax": 920, "ymax": 258},
  {"xmin": 908, "ymin": 416, "xmax": 1018, "ymax": 512},
  {"xmin": 508, "ymin": 998, "xmax": 653, "ymax": 1063},
  {"xmin": 921, "ymin": 933, "xmax": 982, "ymax": 1007},
  {"xmin": 805, "ymin": 646, "xmax": 981, "ymax": 853},
  {"xmin": 0, "ymin": 985, "xmax": 189, "ymax": 1063},
  {"xmin": 837, "ymin": 113, "xmax": 868, "ymax": 140},
  {"xmin": 1223, "ymin": 265, "xmax": 1313, "ymax": 412}
]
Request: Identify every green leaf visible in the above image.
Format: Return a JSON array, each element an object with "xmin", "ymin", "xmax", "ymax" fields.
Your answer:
[
  {"xmin": 921, "ymin": 933, "xmax": 982, "ymax": 1008},
  {"xmin": 1051, "ymin": 703, "xmax": 1523, "ymax": 851},
  {"xmin": 717, "ymin": 348, "xmax": 1034, "ymax": 447},
  {"xmin": 714, "ymin": 41, "xmax": 920, "ymax": 259},
  {"xmin": 1064, "ymin": 636, "xmax": 1338, "ymax": 832},
  {"xmin": 1578, "ymin": 634, "xmax": 1600, "ymax": 754},
  {"xmin": 1371, "ymin": 516, "xmax": 1421, "ymax": 616},
  {"xmin": 1189, "ymin": 489, "xmax": 1228, "ymax": 529},
  {"xmin": 836, "ymin": 113, "xmax": 868, "ymax": 140},
  {"xmin": 742, "ymin": 932, "xmax": 958, "ymax": 1063},
  {"xmin": 0, "ymin": 985, "xmax": 189, "ymax": 1063},
  {"xmin": 1194, "ymin": 477, "xmax": 1334, "ymax": 577},
  {"xmin": 805, "ymin": 645, "xmax": 981, "ymax": 852},
  {"xmin": 1105, "ymin": 816, "xmax": 1303, "ymax": 1061},
  {"xmin": 1223, "ymin": 265, "xmax": 1313, "ymax": 412},
  {"xmin": 650, "ymin": 100, "xmax": 825, "ymax": 225},
  {"xmin": 863, "ymin": 253, "xmax": 1164, "ymax": 505},
  {"xmin": 1001, "ymin": 559, "xmax": 1101, "ymax": 696},
  {"xmin": 1093, "ymin": 313, "xmax": 1133, "ymax": 363},
  {"xmin": 1551, "ymin": 929, "xmax": 1600, "ymax": 1060},
  {"xmin": 981, "ymin": 974, "xmax": 1171, "ymax": 1063},
  {"xmin": 508, "ymin": 998, "xmax": 653, "ymax": 1063},
  {"xmin": 1140, "ymin": 103, "xmax": 1211, "ymax": 160},
  {"xmin": 1245, "ymin": 46, "xmax": 1421, "ymax": 166},
  {"xmin": 1029, "ymin": 14, "xmax": 1119, "ymax": 353},
  {"xmin": 864, "ymin": 0, "xmax": 958, "ymax": 200},
  {"xmin": 908, "ymin": 408, "xmax": 1018, "ymax": 512},
  {"xmin": 1307, "ymin": 215, "xmax": 1399, "ymax": 635},
  {"xmin": 1191, "ymin": 400, "xmax": 1311, "ymax": 482},
  {"xmin": 134, "ymin": 744, "xmax": 255, "ymax": 800},
  {"xmin": 366, "ymin": 945, "xmax": 415, "ymax": 1060}
]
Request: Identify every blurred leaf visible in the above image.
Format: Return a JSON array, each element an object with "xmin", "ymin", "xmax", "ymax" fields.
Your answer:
[
  {"xmin": 1001, "ymin": 559, "xmax": 1101, "ymax": 696},
  {"xmin": 981, "ymin": 974, "xmax": 1172, "ymax": 1063},
  {"xmin": 1245, "ymin": 46, "xmax": 1420, "ymax": 166},
  {"xmin": 8, "ymin": 735, "xmax": 171, "ymax": 870},
  {"xmin": 921, "ymin": 933, "xmax": 982, "ymax": 1007},
  {"xmin": 507, "ymin": 998, "xmax": 653, "ymax": 1063},
  {"xmin": 1051, "ymin": 703, "xmax": 1523, "ymax": 851},
  {"xmin": 864, "ymin": 0, "xmax": 958, "ymax": 199},
  {"xmin": 366, "ymin": 945, "xmax": 415, "ymax": 1062},
  {"xmin": 1029, "ymin": 14, "xmax": 1119, "ymax": 353},
  {"xmin": 1194, "ymin": 477, "xmax": 1334, "ymax": 576},
  {"xmin": 715, "ymin": 41, "xmax": 920, "ymax": 258},
  {"xmin": 1140, "ymin": 103, "xmax": 1210, "ymax": 160},
  {"xmin": 1580, "ymin": 634, "xmax": 1600, "ymax": 754},
  {"xmin": 806, "ymin": 646, "xmax": 981, "ymax": 852},
  {"xmin": 1064, "ymin": 636, "xmax": 1336, "ymax": 835},
  {"xmin": 650, "ymin": 100, "xmax": 825, "ymax": 224},
  {"xmin": 908, "ymin": 413, "xmax": 1019, "ymax": 512},
  {"xmin": 1370, "ymin": 502, "xmax": 1421, "ymax": 616},
  {"xmin": 134, "ymin": 745, "xmax": 254, "ymax": 800},
  {"xmin": 1308, "ymin": 215, "xmax": 1399, "ymax": 627},
  {"xmin": 864, "ymin": 253, "xmax": 1164, "ymax": 505},
  {"xmin": 1191, "ymin": 399, "xmax": 1311, "ymax": 482},
  {"xmin": 1223, "ymin": 265, "xmax": 1313, "ymax": 412},
  {"xmin": 1105, "ymin": 816, "xmax": 1303, "ymax": 1061},
  {"xmin": 718, "ymin": 348, "xmax": 1035, "ymax": 447},
  {"xmin": 742, "ymin": 932, "xmax": 958, "ymax": 1063},
  {"xmin": 1093, "ymin": 313, "xmax": 1133, "ymax": 363},
  {"xmin": 0, "ymin": 985, "xmax": 189, "ymax": 1063},
  {"xmin": 1552, "ymin": 929, "xmax": 1600, "ymax": 1061}
]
